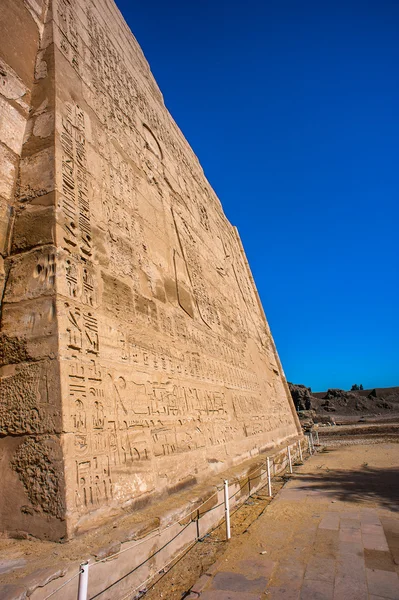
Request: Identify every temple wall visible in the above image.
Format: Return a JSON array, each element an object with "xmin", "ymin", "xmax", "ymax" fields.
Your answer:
[
  {"xmin": 0, "ymin": 0, "xmax": 301, "ymax": 540},
  {"xmin": 0, "ymin": 0, "xmax": 66, "ymax": 540}
]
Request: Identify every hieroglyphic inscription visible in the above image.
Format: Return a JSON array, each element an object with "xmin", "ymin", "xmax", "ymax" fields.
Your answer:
[
  {"xmin": 49, "ymin": 0, "xmax": 300, "ymax": 528},
  {"xmin": 60, "ymin": 103, "xmax": 91, "ymax": 258}
]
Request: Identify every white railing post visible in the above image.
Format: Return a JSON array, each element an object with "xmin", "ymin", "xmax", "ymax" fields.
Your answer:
[
  {"xmin": 315, "ymin": 430, "xmax": 320, "ymax": 445},
  {"xmin": 267, "ymin": 457, "xmax": 272, "ymax": 497},
  {"xmin": 310, "ymin": 432, "xmax": 315, "ymax": 453},
  {"xmin": 224, "ymin": 479, "xmax": 231, "ymax": 541},
  {"xmin": 307, "ymin": 433, "xmax": 312, "ymax": 455},
  {"xmin": 287, "ymin": 445, "xmax": 293, "ymax": 473},
  {"xmin": 298, "ymin": 439, "xmax": 303, "ymax": 462},
  {"xmin": 78, "ymin": 561, "xmax": 89, "ymax": 600}
]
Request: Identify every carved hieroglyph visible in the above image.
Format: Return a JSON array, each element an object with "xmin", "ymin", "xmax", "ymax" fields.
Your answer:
[{"xmin": 0, "ymin": 0, "xmax": 301, "ymax": 540}]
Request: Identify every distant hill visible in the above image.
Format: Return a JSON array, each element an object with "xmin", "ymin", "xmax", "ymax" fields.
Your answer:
[
  {"xmin": 312, "ymin": 387, "xmax": 399, "ymax": 399},
  {"xmin": 288, "ymin": 383, "xmax": 399, "ymax": 417}
]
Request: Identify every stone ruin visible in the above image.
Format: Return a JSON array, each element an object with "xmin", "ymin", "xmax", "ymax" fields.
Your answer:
[{"xmin": 0, "ymin": 0, "xmax": 301, "ymax": 541}]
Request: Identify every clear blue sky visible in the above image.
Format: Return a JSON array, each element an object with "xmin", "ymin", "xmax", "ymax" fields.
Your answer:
[{"xmin": 115, "ymin": 0, "xmax": 398, "ymax": 392}]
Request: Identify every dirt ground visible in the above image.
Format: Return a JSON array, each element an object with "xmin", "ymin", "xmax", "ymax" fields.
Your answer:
[{"xmin": 142, "ymin": 440, "xmax": 399, "ymax": 600}]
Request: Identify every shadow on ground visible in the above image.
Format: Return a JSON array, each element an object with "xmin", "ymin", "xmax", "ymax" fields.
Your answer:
[{"xmin": 292, "ymin": 465, "xmax": 399, "ymax": 511}]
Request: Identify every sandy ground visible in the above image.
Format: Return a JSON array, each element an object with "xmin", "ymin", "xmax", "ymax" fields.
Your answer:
[{"xmin": 142, "ymin": 441, "xmax": 399, "ymax": 599}]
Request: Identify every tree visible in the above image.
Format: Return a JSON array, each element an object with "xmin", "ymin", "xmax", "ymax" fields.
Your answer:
[
  {"xmin": 359, "ymin": 384, "xmax": 364, "ymax": 390},
  {"xmin": 351, "ymin": 384, "xmax": 360, "ymax": 391}
]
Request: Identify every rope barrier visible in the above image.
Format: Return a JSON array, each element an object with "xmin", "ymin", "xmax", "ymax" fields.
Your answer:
[
  {"xmin": 118, "ymin": 539, "xmax": 198, "ymax": 600},
  {"xmin": 90, "ymin": 487, "xmax": 223, "ymax": 567},
  {"xmin": 42, "ymin": 440, "xmax": 308, "ymax": 599},
  {"xmin": 89, "ymin": 521, "xmax": 193, "ymax": 599},
  {"xmin": 127, "ymin": 441, "xmax": 308, "ymax": 598}
]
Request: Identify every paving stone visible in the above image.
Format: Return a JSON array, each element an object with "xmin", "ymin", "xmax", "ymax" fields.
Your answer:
[
  {"xmin": 319, "ymin": 514, "xmax": 340, "ymax": 531},
  {"xmin": 340, "ymin": 512, "xmax": 360, "ymax": 520},
  {"xmin": 304, "ymin": 557, "xmax": 336, "ymax": 583},
  {"xmin": 340, "ymin": 518, "xmax": 361, "ymax": 530},
  {"xmin": 362, "ymin": 524, "xmax": 385, "ymax": 536},
  {"xmin": 266, "ymin": 587, "xmax": 300, "ymax": 599},
  {"xmin": 314, "ymin": 530, "xmax": 340, "ymax": 558},
  {"xmin": 365, "ymin": 549, "xmax": 396, "ymax": 572},
  {"xmin": 366, "ymin": 568, "xmax": 399, "ymax": 599},
  {"xmin": 271, "ymin": 562, "xmax": 305, "ymax": 589},
  {"xmin": 210, "ymin": 571, "xmax": 267, "ymax": 593},
  {"xmin": 333, "ymin": 572, "xmax": 368, "ymax": 600},
  {"xmin": 363, "ymin": 534, "xmax": 390, "ymax": 552},
  {"xmin": 201, "ymin": 591, "xmax": 262, "ymax": 600},
  {"xmin": 360, "ymin": 510, "xmax": 381, "ymax": 525},
  {"xmin": 385, "ymin": 532, "xmax": 399, "ymax": 550},
  {"xmin": 338, "ymin": 540, "xmax": 364, "ymax": 556},
  {"xmin": 339, "ymin": 528, "xmax": 362, "ymax": 543},
  {"xmin": 300, "ymin": 579, "xmax": 334, "ymax": 600},
  {"xmin": 336, "ymin": 553, "xmax": 365, "ymax": 577},
  {"xmin": 236, "ymin": 558, "xmax": 276, "ymax": 579},
  {"xmin": 381, "ymin": 519, "xmax": 399, "ymax": 536}
]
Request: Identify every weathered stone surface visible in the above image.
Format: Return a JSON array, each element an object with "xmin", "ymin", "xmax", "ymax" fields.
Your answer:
[
  {"xmin": 0, "ymin": 0, "xmax": 301, "ymax": 540},
  {"xmin": 0, "ymin": 584, "xmax": 27, "ymax": 600},
  {"xmin": 0, "ymin": 559, "xmax": 27, "ymax": 576},
  {"xmin": 93, "ymin": 541, "xmax": 121, "ymax": 561},
  {"xmin": 20, "ymin": 566, "xmax": 67, "ymax": 596},
  {"xmin": 120, "ymin": 517, "xmax": 160, "ymax": 543}
]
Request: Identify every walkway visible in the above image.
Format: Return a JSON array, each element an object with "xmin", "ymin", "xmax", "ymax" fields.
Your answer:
[{"xmin": 187, "ymin": 443, "xmax": 399, "ymax": 600}]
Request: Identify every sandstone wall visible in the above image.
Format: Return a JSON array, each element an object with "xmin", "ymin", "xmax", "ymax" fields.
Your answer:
[
  {"xmin": 0, "ymin": 0, "xmax": 66, "ymax": 540},
  {"xmin": 0, "ymin": 0, "xmax": 301, "ymax": 540}
]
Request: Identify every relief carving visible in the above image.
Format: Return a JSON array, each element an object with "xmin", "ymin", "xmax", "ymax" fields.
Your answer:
[{"xmin": 0, "ymin": 0, "xmax": 299, "ymax": 538}]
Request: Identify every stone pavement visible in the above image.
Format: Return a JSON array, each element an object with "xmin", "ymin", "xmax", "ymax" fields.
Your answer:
[{"xmin": 187, "ymin": 444, "xmax": 399, "ymax": 600}]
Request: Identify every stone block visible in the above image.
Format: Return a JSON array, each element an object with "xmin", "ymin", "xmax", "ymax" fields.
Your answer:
[
  {"xmin": 236, "ymin": 557, "xmax": 276, "ymax": 579},
  {"xmin": 363, "ymin": 534, "xmax": 390, "ymax": 552},
  {"xmin": 366, "ymin": 568, "xmax": 399, "ymax": 599},
  {"xmin": 304, "ymin": 557, "xmax": 335, "ymax": 583},
  {"xmin": 300, "ymin": 579, "xmax": 334, "ymax": 600},
  {"xmin": 272, "ymin": 561, "xmax": 305, "ymax": 589},
  {"xmin": 319, "ymin": 513, "xmax": 340, "ymax": 531},
  {"xmin": 191, "ymin": 574, "xmax": 212, "ymax": 594},
  {"xmin": 333, "ymin": 573, "xmax": 368, "ymax": 600},
  {"xmin": 210, "ymin": 571, "xmax": 267, "ymax": 593},
  {"xmin": 11, "ymin": 206, "xmax": 55, "ymax": 253},
  {"xmin": 266, "ymin": 588, "xmax": 300, "ymax": 600},
  {"xmin": 364, "ymin": 549, "xmax": 396, "ymax": 573},
  {"xmin": 339, "ymin": 528, "xmax": 362, "ymax": 543},
  {"xmin": 0, "ymin": 143, "xmax": 18, "ymax": 201}
]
